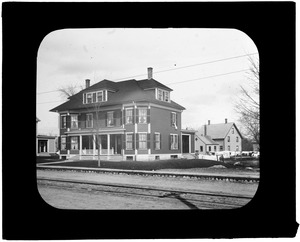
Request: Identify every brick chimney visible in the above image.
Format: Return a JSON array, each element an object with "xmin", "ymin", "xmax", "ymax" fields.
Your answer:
[
  {"xmin": 85, "ymin": 79, "xmax": 90, "ymax": 88},
  {"xmin": 204, "ymin": 124, "xmax": 207, "ymax": 136},
  {"xmin": 147, "ymin": 67, "xmax": 153, "ymax": 80},
  {"xmin": 208, "ymin": 120, "xmax": 210, "ymax": 125},
  {"xmin": 225, "ymin": 118, "xmax": 227, "ymax": 124}
]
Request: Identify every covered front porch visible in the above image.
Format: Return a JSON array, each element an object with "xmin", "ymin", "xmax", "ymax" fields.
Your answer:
[{"xmin": 61, "ymin": 129, "xmax": 125, "ymax": 160}]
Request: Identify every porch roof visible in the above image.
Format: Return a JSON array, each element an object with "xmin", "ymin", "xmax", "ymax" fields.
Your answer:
[{"xmin": 65, "ymin": 128, "xmax": 126, "ymax": 135}]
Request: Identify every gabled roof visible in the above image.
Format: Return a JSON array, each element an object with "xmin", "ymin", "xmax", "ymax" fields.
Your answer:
[
  {"xmin": 198, "ymin": 122, "xmax": 243, "ymax": 139},
  {"xmin": 197, "ymin": 135, "xmax": 219, "ymax": 145},
  {"xmin": 50, "ymin": 78, "xmax": 184, "ymax": 112}
]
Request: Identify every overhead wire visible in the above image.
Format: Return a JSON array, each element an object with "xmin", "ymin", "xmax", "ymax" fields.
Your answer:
[{"xmin": 37, "ymin": 52, "xmax": 258, "ymax": 104}]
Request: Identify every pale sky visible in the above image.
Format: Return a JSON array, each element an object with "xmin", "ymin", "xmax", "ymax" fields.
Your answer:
[{"xmin": 37, "ymin": 28, "xmax": 258, "ymax": 136}]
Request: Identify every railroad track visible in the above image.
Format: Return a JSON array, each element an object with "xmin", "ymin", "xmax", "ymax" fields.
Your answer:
[{"xmin": 37, "ymin": 177, "xmax": 253, "ymax": 209}]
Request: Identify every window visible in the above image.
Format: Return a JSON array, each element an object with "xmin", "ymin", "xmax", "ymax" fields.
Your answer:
[
  {"xmin": 70, "ymin": 114, "xmax": 78, "ymax": 129},
  {"xmin": 86, "ymin": 93, "xmax": 92, "ymax": 104},
  {"xmin": 170, "ymin": 134, "xmax": 178, "ymax": 150},
  {"xmin": 156, "ymin": 88, "xmax": 170, "ymax": 102},
  {"xmin": 71, "ymin": 137, "xmax": 78, "ymax": 150},
  {"xmin": 228, "ymin": 145, "xmax": 230, "ymax": 151},
  {"xmin": 232, "ymin": 127, "xmax": 234, "ymax": 134},
  {"xmin": 214, "ymin": 146, "xmax": 217, "ymax": 151},
  {"xmin": 83, "ymin": 90, "xmax": 107, "ymax": 104},
  {"xmin": 125, "ymin": 108, "xmax": 133, "ymax": 124},
  {"xmin": 126, "ymin": 133, "xmax": 133, "ymax": 150},
  {"xmin": 220, "ymin": 146, "xmax": 223, "ymax": 151},
  {"xmin": 236, "ymin": 145, "xmax": 239, "ymax": 151},
  {"xmin": 61, "ymin": 136, "xmax": 66, "ymax": 150},
  {"xmin": 138, "ymin": 108, "xmax": 147, "ymax": 124},
  {"xmin": 209, "ymin": 146, "xmax": 211, "ymax": 152},
  {"xmin": 107, "ymin": 112, "xmax": 114, "ymax": 127},
  {"xmin": 155, "ymin": 133, "xmax": 161, "ymax": 150},
  {"xmin": 139, "ymin": 133, "xmax": 147, "ymax": 150},
  {"xmin": 236, "ymin": 136, "xmax": 239, "ymax": 142},
  {"xmin": 61, "ymin": 115, "xmax": 66, "ymax": 129},
  {"xmin": 86, "ymin": 114, "xmax": 93, "ymax": 128},
  {"xmin": 200, "ymin": 146, "xmax": 203, "ymax": 152},
  {"xmin": 171, "ymin": 112, "xmax": 177, "ymax": 127},
  {"xmin": 228, "ymin": 136, "xmax": 230, "ymax": 142}
]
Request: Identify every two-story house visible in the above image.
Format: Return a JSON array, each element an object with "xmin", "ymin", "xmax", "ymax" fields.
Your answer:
[
  {"xmin": 50, "ymin": 67, "xmax": 194, "ymax": 161},
  {"xmin": 195, "ymin": 119, "xmax": 243, "ymax": 154}
]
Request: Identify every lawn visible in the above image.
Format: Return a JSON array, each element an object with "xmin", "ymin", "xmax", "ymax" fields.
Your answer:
[{"xmin": 43, "ymin": 158, "xmax": 239, "ymax": 171}]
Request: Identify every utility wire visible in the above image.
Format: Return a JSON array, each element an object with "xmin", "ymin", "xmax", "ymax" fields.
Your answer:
[
  {"xmin": 166, "ymin": 68, "xmax": 251, "ymax": 85},
  {"xmin": 37, "ymin": 52, "xmax": 258, "ymax": 95},
  {"xmin": 37, "ymin": 68, "xmax": 250, "ymax": 104}
]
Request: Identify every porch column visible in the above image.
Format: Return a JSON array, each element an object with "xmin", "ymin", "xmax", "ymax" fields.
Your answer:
[
  {"xmin": 93, "ymin": 134, "xmax": 96, "ymax": 157},
  {"xmin": 79, "ymin": 135, "xmax": 82, "ymax": 157},
  {"xmin": 107, "ymin": 134, "xmax": 110, "ymax": 155}
]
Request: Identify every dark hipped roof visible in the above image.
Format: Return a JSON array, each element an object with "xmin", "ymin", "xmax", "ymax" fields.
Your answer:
[
  {"xmin": 50, "ymin": 78, "xmax": 184, "ymax": 112},
  {"xmin": 138, "ymin": 78, "xmax": 173, "ymax": 91}
]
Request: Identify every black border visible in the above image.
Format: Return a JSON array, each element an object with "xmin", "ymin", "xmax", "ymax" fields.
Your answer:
[{"xmin": 2, "ymin": 2, "xmax": 297, "ymax": 239}]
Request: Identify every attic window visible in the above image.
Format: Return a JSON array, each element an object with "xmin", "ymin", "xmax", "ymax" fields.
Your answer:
[
  {"xmin": 156, "ymin": 88, "xmax": 170, "ymax": 102},
  {"xmin": 83, "ymin": 90, "xmax": 107, "ymax": 104}
]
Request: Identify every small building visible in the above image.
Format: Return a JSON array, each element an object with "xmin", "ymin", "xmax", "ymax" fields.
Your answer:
[
  {"xmin": 195, "ymin": 134, "xmax": 219, "ymax": 154},
  {"xmin": 196, "ymin": 119, "xmax": 243, "ymax": 153},
  {"xmin": 37, "ymin": 135, "xmax": 57, "ymax": 156}
]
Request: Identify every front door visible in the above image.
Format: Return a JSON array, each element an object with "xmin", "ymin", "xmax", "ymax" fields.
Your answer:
[{"xmin": 182, "ymin": 135, "xmax": 190, "ymax": 153}]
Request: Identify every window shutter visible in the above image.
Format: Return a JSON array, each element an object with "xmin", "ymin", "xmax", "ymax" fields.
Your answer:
[
  {"xmin": 92, "ymin": 93, "xmax": 96, "ymax": 103},
  {"xmin": 58, "ymin": 136, "xmax": 61, "ymax": 150},
  {"xmin": 136, "ymin": 133, "xmax": 139, "ymax": 150},
  {"xmin": 122, "ymin": 109, "xmax": 125, "ymax": 125},
  {"xmin": 105, "ymin": 112, "xmax": 107, "ymax": 127},
  {"xmin": 112, "ymin": 111, "xmax": 115, "ymax": 126},
  {"xmin": 66, "ymin": 136, "xmax": 71, "ymax": 150},
  {"xmin": 66, "ymin": 115, "xmax": 71, "ymax": 129},
  {"xmin": 135, "ymin": 108, "xmax": 139, "ymax": 124},
  {"xmin": 153, "ymin": 133, "xmax": 156, "ymax": 149},
  {"xmin": 169, "ymin": 134, "xmax": 172, "ymax": 150},
  {"xmin": 160, "ymin": 133, "xmax": 162, "ymax": 149},
  {"xmin": 177, "ymin": 134, "xmax": 180, "ymax": 150},
  {"xmin": 147, "ymin": 133, "xmax": 150, "ymax": 149},
  {"xmin": 176, "ymin": 113, "xmax": 179, "ymax": 127},
  {"xmin": 170, "ymin": 113, "xmax": 173, "ymax": 126},
  {"xmin": 147, "ymin": 108, "xmax": 150, "ymax": 123}
]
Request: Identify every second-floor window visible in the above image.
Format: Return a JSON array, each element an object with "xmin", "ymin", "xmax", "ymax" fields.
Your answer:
[
  {"xmin": 125, "ymin": 108, "xmax": 133, "ymax": 124},
  {"xmin": 236, "ymin": 136, "xmax": 239, "ymax": 142},
  {"xmin": 107, "ymin": 112, "xmax": 114, "ymax": 127},
  {"xmin": 171, "ymin": 112, "xmax": 177, "ymax": 127},
  {"xmin": 86, "ymin": 114, "xmax": 93, "ymax": 128},
  {"xmin": 138, "ymin": 108, "xmax": 147, "ymax": 124},
  {"xmin": 61, "ymin": 115, "xmax": 66, "ymax": 129},
  {"xmin": 71, "ymin": 114, "xmax": 78, "ymax": 129},
  {"xmin": 170, "ymin": 134, "xmax": 178, "ymax": 150},
  {"xmin": 228, "ymin": 136, "xmax": 230, "ymax": 142}
]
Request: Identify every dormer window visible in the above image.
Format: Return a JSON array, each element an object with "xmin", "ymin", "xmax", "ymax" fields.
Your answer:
[
  {"xmin": 83, "ymin": 90, "xmax": 107, "ymax": 104},
  {"xmin": 156, "ymin": 88, "xmax": 170, "ymax": 102}
]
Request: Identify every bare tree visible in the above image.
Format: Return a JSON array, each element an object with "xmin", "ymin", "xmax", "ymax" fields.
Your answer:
[
  {"xmin": 235, "ymin": 55, "xmax": 260, "ymax": 149},
  {"xmin": 58, "ymin": 84, "xmax": 84, "ymax": 99}
]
